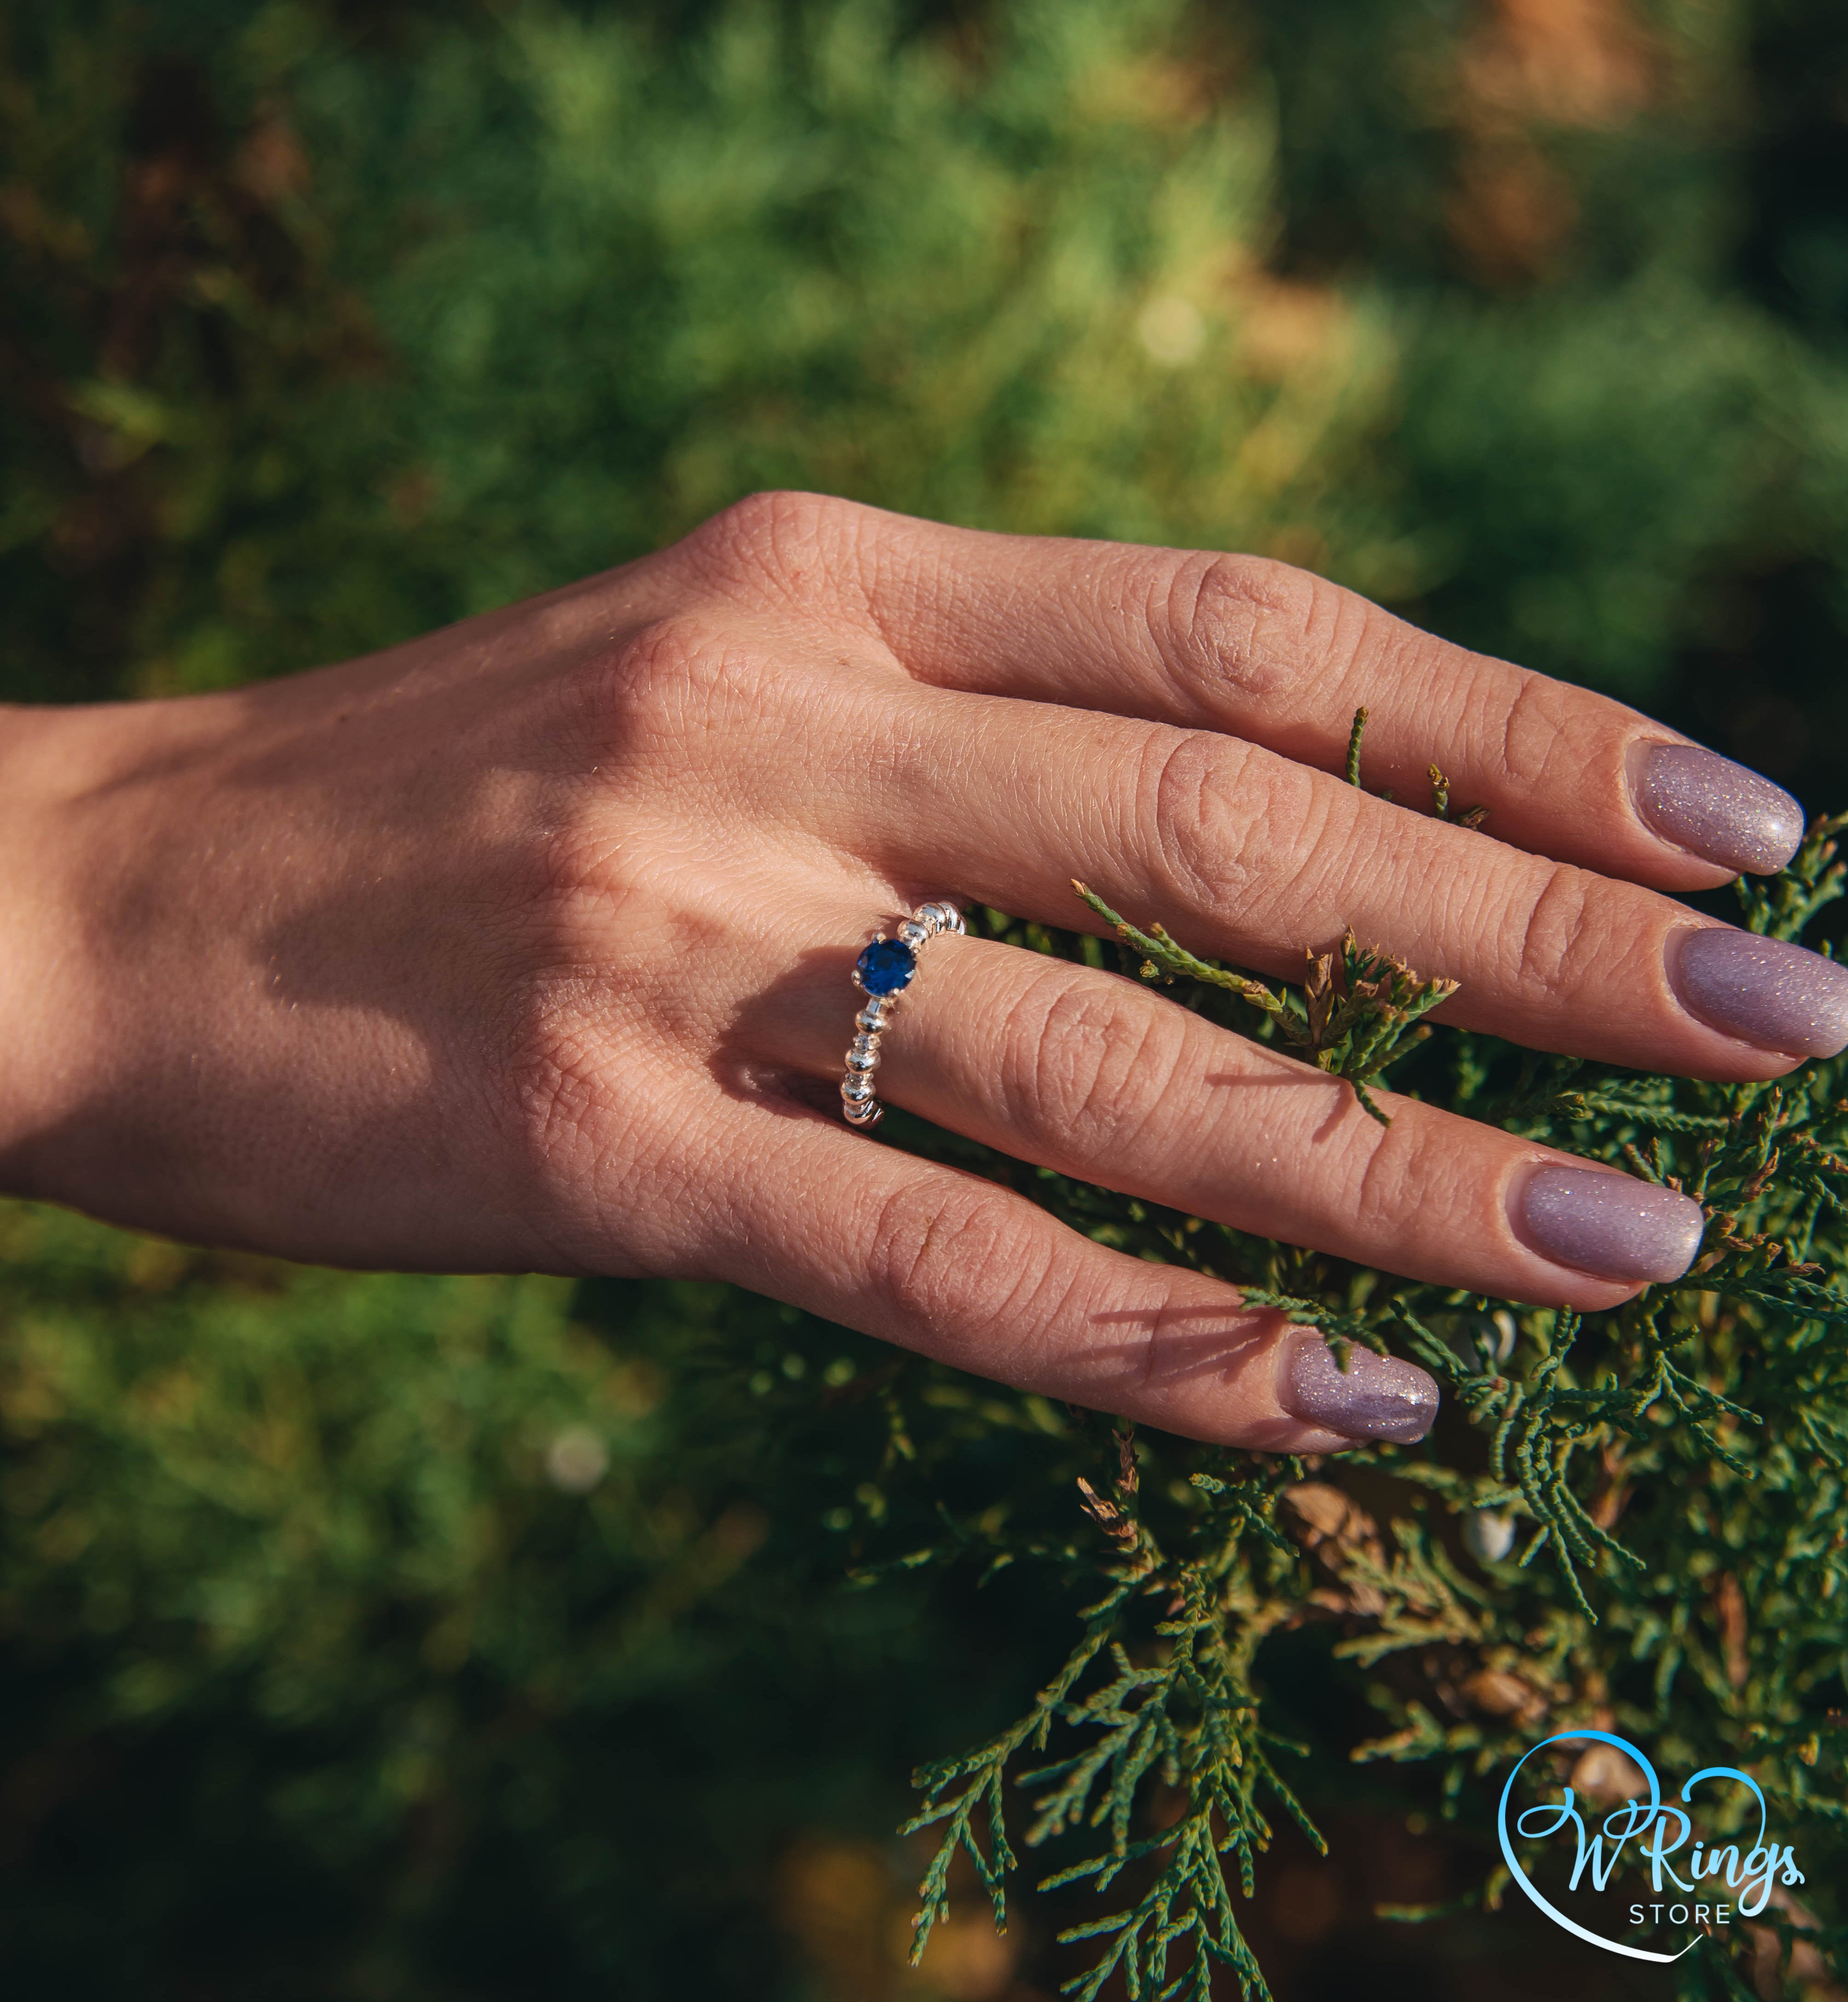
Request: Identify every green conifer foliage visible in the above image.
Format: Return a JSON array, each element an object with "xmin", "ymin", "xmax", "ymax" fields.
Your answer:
[
  {"xmin": 6, "ymin": 0, "xmax": 1848, "ymax": 1995},
  {"xmin": 886, "ymin": 769, "xmax": 1848, "ymax": 2000}
]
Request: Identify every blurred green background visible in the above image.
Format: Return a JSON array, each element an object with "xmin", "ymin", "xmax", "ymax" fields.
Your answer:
[{"xmin": 4, "ymin": 1, "xmax": 1848, "ymax": 1995}]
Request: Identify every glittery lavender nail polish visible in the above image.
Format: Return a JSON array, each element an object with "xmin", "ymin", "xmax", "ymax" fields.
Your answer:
[
  {"xmin": 1278, "ymin": 1331, "xmax": 1438, "ymax": 1444},
  {"xmin": 1633, "ymin": 742, "xmax": 1805, "ymax": 876},
  {"xmin": 1516, "ymin": 1167, "xmax": 1705, "ymax": 1283},
  {"xmin": 1670, "ymin": 928, "xmax": 1848, "ymax": 1059}
]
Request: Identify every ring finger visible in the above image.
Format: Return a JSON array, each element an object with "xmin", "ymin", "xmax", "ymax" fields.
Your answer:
[{"xmin": 762, "ymin": 925, "xmax": 1708, "ymax": 1314}]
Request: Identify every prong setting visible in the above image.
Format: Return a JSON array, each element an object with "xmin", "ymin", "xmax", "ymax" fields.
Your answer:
[{"xmin": 839, "ymin": 901, "xmax": 963, "ymax": 1127}]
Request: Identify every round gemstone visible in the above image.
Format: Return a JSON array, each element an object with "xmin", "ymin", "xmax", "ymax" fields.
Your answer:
[{"xmin": 855, "ymin": 937, "xmax": 916, "ymax": 996}]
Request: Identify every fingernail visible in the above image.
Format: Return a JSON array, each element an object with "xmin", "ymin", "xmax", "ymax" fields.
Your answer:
[
  {"xmin": 1516, "ymin": 1166, "xmax": 1704, "ymax": 1283},
  {"xmin": 1670, "ymin": 927, "xmax": 1848, "ymax": 1059},
  {"xmin": 1278, "ymin": 1329, "xmax": 1438, "ymax": 1444},
  {"xmin": 1633, "ymin": 742, "xmax": 1804, "ymax": 876}
]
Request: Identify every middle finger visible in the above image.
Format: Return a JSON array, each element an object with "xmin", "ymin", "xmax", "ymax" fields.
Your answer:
[{"xmin": 837, "ymin": 683, "xmax": 1848, "ymax": 1080}]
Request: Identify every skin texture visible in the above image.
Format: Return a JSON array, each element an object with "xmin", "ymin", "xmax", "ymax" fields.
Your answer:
[{"xmin": 0, "ymin": 492, "xmax": 1825, "ymax": 1453}]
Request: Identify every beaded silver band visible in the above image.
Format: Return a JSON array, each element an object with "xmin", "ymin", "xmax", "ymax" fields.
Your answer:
[{"xmin": 840, "ymin": 900, "xmax": 966, "ymax": 1128}]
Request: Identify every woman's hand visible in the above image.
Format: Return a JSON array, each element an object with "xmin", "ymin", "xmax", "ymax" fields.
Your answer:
[{"xmin": 0, "ymin": 492, "xmax": 1836, "ymax": 1453}]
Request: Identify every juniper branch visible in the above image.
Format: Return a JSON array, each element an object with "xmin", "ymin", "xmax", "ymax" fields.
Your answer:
[{"xmin": 891, "ymin": 793, "xmax": 1848, "ymax": 2000}]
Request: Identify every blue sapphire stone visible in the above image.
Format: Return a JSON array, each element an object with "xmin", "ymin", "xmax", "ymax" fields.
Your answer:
[{"xmin": 855, "ymin": 937, "xmax": 917, "ymax": 996}]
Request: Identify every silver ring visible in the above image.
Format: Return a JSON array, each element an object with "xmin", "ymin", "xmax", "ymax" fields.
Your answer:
[{"xmin": 840, "ymin": 901, "xmax": 966, "ymax": 1127}]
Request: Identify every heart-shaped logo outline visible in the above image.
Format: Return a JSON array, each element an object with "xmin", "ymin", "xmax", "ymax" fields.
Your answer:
[{"xmin": 1496, "ymin": 1728, "xmax": 1794, "ymax": 1962}]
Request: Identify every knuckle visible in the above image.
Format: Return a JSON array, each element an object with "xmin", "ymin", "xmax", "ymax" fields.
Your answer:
[
  {"xmin": 593, "ymin": 612, "xmax": 729, "ymax": 726},
  {"xmin": 863, "ymin": 1174, "xmax": 1070, "ymax": 1343},
  {"xmin": 996, "ymin": 966, "xmax": 1188, "ymax": 1158},
  {"xmin": 492, "ymin": 1003, "xmax": 654, "ymax": 1243},
  {"xmin": 489, "ymin": 961, "xmax": 700, "ymax": 1244},
  {"xmin": 681, "ymin": 488, "xmax": 865, "ymax": 596},
  {"xmin": 1513, "ymin": 862, "xmax": 1607, "ymax": 997},
  {"xmin": 1495, "ymin": 671, "xmax": 1580, "ymax": 792},
  {"xmin": 586, "ymin": 612, "xmax": 802, "ymax": 748},
  {"xmin": 1156, "ymin": 551, "xmax": 1359, "ymax": 707},
  {"xmin": 1346, "ymin": 1115, "xmax": 1409, "ymax": 1233},
  {"xmin": 1140, "ymin": 729, "xmax": 1245, "ymax": 902},
  {"xmin": 1137, "ymin": 727, "xmax": 1331, "ymax": 921}
]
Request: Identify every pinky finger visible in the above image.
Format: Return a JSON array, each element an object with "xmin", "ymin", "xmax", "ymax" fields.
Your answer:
[{"xmin": 702, "ymin": 1094, "xmax": 1439, "ymax": 1453}]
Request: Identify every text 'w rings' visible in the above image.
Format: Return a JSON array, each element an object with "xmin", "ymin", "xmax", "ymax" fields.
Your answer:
[{"xmin": 839, "ymin": 901, "xmax": 965, "ymax": 1128}]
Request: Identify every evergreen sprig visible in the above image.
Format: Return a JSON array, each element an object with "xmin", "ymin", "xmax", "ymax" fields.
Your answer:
[
  {"xmin": 1070, "ymin": 879, "xmax": 1457, "ymax": 1127},
  {"xmin": 892, "ymin": 794, "xmax": 1848, "ymax": 1998},
  {"xmin": 905, "ymin": 1456, "xmax": 1319, "ymax": 1999}
]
